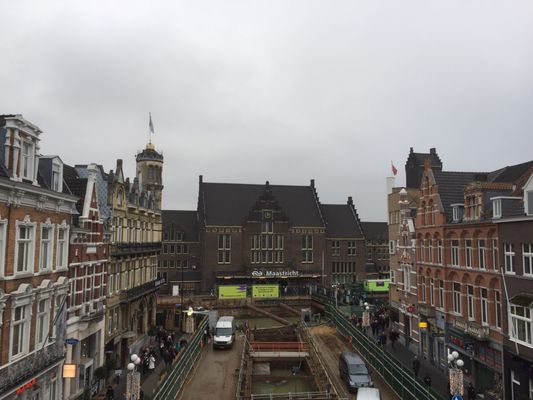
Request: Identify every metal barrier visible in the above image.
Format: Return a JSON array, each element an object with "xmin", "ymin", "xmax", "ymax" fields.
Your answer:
[
  {"xmin": 325, "ymin": 304, "xmax": 446, "ymax": 400},
  {"xmin": 249, "ymin": 342, "xmax": 309, "ymax": 352},
  {"xmin": 152, "ymin": 317, "xmax": 208, "ymax": 400},
  {"xmin": 250, "ymin": 391, "xmax": 340, "ymax": 399}
]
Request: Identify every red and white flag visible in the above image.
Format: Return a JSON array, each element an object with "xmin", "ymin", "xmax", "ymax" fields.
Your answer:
[{"xmin": 391, "ymin": 161, "xmax": 398, "ymax": 176}]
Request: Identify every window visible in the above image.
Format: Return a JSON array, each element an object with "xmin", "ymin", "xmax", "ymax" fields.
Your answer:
[
  {"xmin": 348, "ymin": 241, "xmax": 356, "ymax": 256},
  {"xmin": 492, "ymin": 239, "xmax": 499, "ymax": 271},
  {"xmin": 523, "ymin": 244, "xmax": 533, "ymax": 276},
  {"xmin": 217, "ymin": 234, "xmax": 231, "ymax": 264},
  {"xmin": 274, "ymin": 235, "xmax": 284, "ymax": 264},
  {"xmin": 467, "ymin": 285, "xmax": 475, "ymax": 320},
  {"xmin": 453, "ymin": 282, "xmax": 461, "ymax": 314},
  {"xmin": 251, "ymin": 235, "xmax": 260, "ymax": 264},
  {"xmin": 420, "ymin": 277, "xmax": 426, "ymax": 302},
  {"xmin": 302, "ymin": 235, "xmax": 313, "ymax": 263},
  {"xmin": 332, "ymin": 240, "xmax": 340, "ymax": 256},
  {"xmin": 465, "ymin": 240, "xmax": 472, "ymax": 268},
  {"xmin": 493, "ymin": 199, "xmax": 502, "ymax": 219},
  {"xmin": 428, "ymin": 240, "xmax": 433, "ymax": 263},
  {"xmin": 527, "ymin": 190, "xmax": 533, "ymax": 216},
  {"xmin": 478, "ymin": 240, "xmax": 486, "ymax": 270},
  {"xmin": 11, "ymin": 304, "xmax": 30, "ymax": 359},
  {"xmin": 56, "ymin": 225, "xmax": 68, "ymax": 270},
  {"xmin": 404, "ymin": 265, "xmax": 411, "ymax": 292},
  {"xmin": 510, "ymin": 304, "xmax": 532, "ymax": 346},
  {"xmin": 389, "ymin": 240, "xmax": 396, "ymax": 255},
  {"xmin": 40, "ymin": 225, "xmax": 53, "ymax": 270},
  {"xmin": 0, "ymin": 221, "xmax": 6, "ymax": 278},
  {"xmin": 437, "ymin": 240, "xmax": 443, "ymax": 264},
  {"xmin": 495, "ymin": 291, "xmax": 502, "ymax": 329},
  {"xmin": 438, "ymin": 280, "xmax": 444, "ymax": 309},
  {"xmin": 451, "ymin": 240, "xmax": 460, "ymax": 266},
  {"xmin": 429, "ymin": 278, "xmax": 434, "ymax": 306},
  {"xmin": 452, "ymin": 206, "xmax": 461, "ymax": 222},
  {"xmin": 21, "ymin": 139, "xmax": 34, "ymax": 180},
  {"xmin": 511, "ymin": 370, "xmax": 520, "ymax": 400},
  {"xmin": 36, "ymin": 299, "xmax": 50, "ymax": 348},
  {"xmin": 505, "ymin": 243, "xmax": 515, "ymax": 274},
  {"xmin": 52, "ymin": 161, "xmax": 62, "ymax": 192},
  {"xmin": 480, "ymin": 288, "xmax": 488, "ymax": 325},
  {"xmin": 16, "ymin": 222, "xmax": 35, "ymax": 274}
]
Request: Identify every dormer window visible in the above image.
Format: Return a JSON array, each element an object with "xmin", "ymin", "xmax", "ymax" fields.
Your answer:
[
  {"xmin": 527, "ymin": 190, "xmax": 533, "ymax": 216},
  {"xmin": 51, "ymin": 160, "xmax": 62, "ymax": 192},
  {"xmin": 493, "ymin": 198, "xmax": 502, "ymax": 219},
  {"xmin": 451, "ymin": 204, "xmax": 463, "ymax": 223},
  {"xmin": 21, "ymin": 139, "xmax": 34, "ymax": 181}
]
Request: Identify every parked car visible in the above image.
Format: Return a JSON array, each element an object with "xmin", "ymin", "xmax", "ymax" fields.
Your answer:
[
  {"xmin": 356, "ymin": 387, "xmax": 381, "ymax": 400},
  {"xmin": 213, "ymin": 316, "xmax": 236, "ymax": 349},
  {"xmin": 339, "ymin": 352, "xmax": 373, "ymax": 392}
]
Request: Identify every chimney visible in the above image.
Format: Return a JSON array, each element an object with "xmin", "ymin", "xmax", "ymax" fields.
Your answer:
[
  {"xmin": 347, "ymin": 196, "xmax": 353, "ymax": 206},
  {"xmin": 430, "ymin": 148, "xmax": 436, "ymax": 155},
  {"xmin": 310, "ymin": 179, "xmax": 315, "ymax": 188},
  {"xmin": 199, "ymin": 175, "xmax": 203, "ymax": 184}
]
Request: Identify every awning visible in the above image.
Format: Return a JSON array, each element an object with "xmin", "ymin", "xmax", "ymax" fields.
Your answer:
[{"xmin": 510, "ymin": 293, "xmax": 533, "ymax": 307}]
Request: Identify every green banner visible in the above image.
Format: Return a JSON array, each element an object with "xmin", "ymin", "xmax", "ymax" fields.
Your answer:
[
  {"xmin": 218, "ymin": 285, "xmax": 247, "ymax": 299},
  {"xmin": 252, "ymin": 284, "xmax": 280, "ymax": 298}
]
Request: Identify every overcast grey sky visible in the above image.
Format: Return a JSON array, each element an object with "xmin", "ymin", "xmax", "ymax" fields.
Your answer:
[{"xmin": 2, "ymin": 1, "xmax": 533, "ymax": 221}]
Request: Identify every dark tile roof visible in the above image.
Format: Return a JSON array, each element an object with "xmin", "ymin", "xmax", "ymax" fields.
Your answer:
[
  {"xmin": 408, "ymin": 148, "xmax": 442, "ymax": 167},
  {"xmin": 201, "ymin": 182, "xmax": 324, "ymax": 227},
  {"xmin": 63, "ymin": 164, "xmax": 87, "ymax": 215},
  {"xmin": 321, "ymin": 204, "xmax": 364, "ymax": 238},
  {"xmin": 162, "ymin": 210, "xmax": 199, "ymax": 241},
  {"xmin": 433, "ymin": 171, "xmax": 480, "ymax": 222},
  {"xmin": 360, "ymin": 222, "xmax": 388, "ymax": 241},
  {"xmin": 490, "ymin": 160, "xmax": 533, "ymax": 183}
]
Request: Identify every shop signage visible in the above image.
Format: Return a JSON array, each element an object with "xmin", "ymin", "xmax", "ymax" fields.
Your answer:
[
  {"xmin": 252, "ymin": 285, "xmax": 280, "ymax": 298},
  {"xmin": 251, "ymin": 270, "xmax": 299, "ymax": 278},
  {"xmin": 218, "ymin": 285, "xmax": 247, "ymax": 299},
  {"xmin": 16, "ymin": 379, "xmax": 38, "ymax": 395},
  {"xmin": 65, "ymin": 338, "xmax": 79, "ymax": 345}
]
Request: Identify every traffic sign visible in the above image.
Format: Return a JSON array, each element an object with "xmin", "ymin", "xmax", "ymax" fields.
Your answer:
[
  {"xmin": 65, "ymin": 338, "xmax": 79, "ymax": 345},
  {"xmin": 451, "ymin": 395, "xmax": 463, "ymax": 400}
]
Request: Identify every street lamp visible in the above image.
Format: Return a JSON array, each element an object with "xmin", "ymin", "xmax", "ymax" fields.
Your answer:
[
  {"xmin": 448, "ymin": 351, "xmax": 464, "ymax": 397},
  {"xmin": 126, "ymin": 354, "xmax": 141, "ymax": 400}
]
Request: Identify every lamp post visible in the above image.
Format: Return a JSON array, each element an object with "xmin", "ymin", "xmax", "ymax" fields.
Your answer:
[
  {"xmin": 125, "ymin": 354, "xmax": 141, "ymax": 400},
  {"xmin": 448, "ymin": 350, "xmax": 465, "ymax": 397}
]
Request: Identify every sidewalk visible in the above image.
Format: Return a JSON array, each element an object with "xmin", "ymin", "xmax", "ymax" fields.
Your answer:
[{"xmin": 383, "ymin": 336, "xmax": 448, "ymax": 396}]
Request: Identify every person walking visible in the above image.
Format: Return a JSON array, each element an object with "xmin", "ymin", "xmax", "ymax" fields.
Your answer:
[
  {"xmin": 148, "ymin": 354, "xmax": 156, "ymax": 372},
  {"xmin": 412, "ymin": 356, "xmax": 420, "ymax": 377},
  {"xmin": 423, "ymin": 373, "xmax": 432, "ymax": 387},
  {"xmin": 467, "ymin": 383, "xmax": 476, "ymax": 400},
  {"xmin": 105, "ymin": 385, "xmax": 114, "ymax": 400}
]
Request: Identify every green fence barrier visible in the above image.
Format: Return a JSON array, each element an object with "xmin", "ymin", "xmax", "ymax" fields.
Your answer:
[
  {"xmin": 323, "ymin": 302, "xmax": 446, "ymax": 400},
  {"xmin": 153, "ymin": 317, "xmax": 208, "ymax": 400}
]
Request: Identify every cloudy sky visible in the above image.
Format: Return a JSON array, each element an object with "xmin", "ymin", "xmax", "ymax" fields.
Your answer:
[{"xmin": 2, "ymin": 1, "xmax": 533, "ymax": 221}]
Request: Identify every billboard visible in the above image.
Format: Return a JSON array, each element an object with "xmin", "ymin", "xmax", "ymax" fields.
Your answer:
[
  {"xmin": 252, "ymin": 284, "xmax": 280, "ymax": 298},
  {"xmin": 218, "ymin": 285, "xmax": 247, "ymax": 299}
]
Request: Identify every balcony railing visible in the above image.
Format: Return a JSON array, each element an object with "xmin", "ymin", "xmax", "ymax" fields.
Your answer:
[
  {"xmin": 0, "ymin": 341, "xmax": 64, "ymax": 394},
  {"xmin": 120, "ymin": 278, "xmax": 163, "ymax": 303},
  {"xmin": 110, "ymin": 242, "xmax": 161, "ymax": 256}
]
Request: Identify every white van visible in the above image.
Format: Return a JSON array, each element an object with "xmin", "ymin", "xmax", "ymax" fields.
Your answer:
[
  {"xmin": 213, "ymin": 316, "xmax": 236, "ymax": 349},
  {"xmin": 356, "ymin": 388, "xmax": 380, "ymax": 400}
]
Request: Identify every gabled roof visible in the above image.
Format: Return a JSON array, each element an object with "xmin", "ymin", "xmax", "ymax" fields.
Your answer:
[
  {"xmin": 321, "ymin": 204, "xmax": 364, "ymax": 239},
  {"xmin": 407, "ymin": 147, "xmax": 442, "ymax": 167},
  {"xmin": 162, "ymin": 210, "xmax": 199, "ymax": 241},
  {"xmin": 433, "ymin": 171, "xmax": 480, "ymax": 221},
  {"xmin": 360, "ymin": 222, "xmax": 388, "ymax": 241},
  {"xmin": 200, "ymin": 181, "xmax": 324, "ymax": 227}
]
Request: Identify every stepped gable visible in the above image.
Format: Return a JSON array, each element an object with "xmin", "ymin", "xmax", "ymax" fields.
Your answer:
[{"xmin": 201, "ymin": 181, "xmax": 324, "ymax": 227}]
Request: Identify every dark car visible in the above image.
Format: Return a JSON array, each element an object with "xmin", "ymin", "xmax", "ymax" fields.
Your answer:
[{"xmin": 339, "ymin": 352, "xmax": 373, "ymax": 392}]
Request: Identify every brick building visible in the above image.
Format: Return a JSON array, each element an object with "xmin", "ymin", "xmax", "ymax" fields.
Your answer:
[
  {"xmin": 415, "ymin": 159, "xmax": 533, "ymax": 395},
  {"xmin": 360, "ymin": 221, "xmax": 389, "ymax": 279},
  {"xmin": 493, "ymin": 167, "xmax": 533, "ymax": 400},
  {"xmin": 63, "ymin": 163, "xmax": 108, "ymax": 399},
  {"xmin": 0, "ymin": 115, "xmax": 77, "ymax": 400}
]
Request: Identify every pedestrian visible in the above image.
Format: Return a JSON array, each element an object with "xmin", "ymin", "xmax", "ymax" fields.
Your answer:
[
  {"xmin": 412, "ymin": 356, "xmax": 420, "ymax": 377},
  {"xmin": 389, "ymin": 329, "xmax": 398, "ymax": 348},
  {"xmin": 424, "ymin": 373, "xmax": 431, "ymax": 387},
  {"xmin": 139, "ymin": 389, "xmax": 145, "ymax": 400},
  {"xmin": 106, "ymin": 385, "xmax": 114, "ymax": 400},
  {"xmin": 379, "ymin": 331, "xmax": 387, "ymax": 346},
  {"xmin": 467, "ymin": 383, "xmax": 476, "ymax": 400},
  {"xmin": 149, "ymin": 354, "xmax": 156, "ymax": 372}
]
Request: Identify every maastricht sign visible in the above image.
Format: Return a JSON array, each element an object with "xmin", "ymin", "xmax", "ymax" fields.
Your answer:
[{"xmin": 251, "ymin": 270, "xmax": 299, "ymax": 277}]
